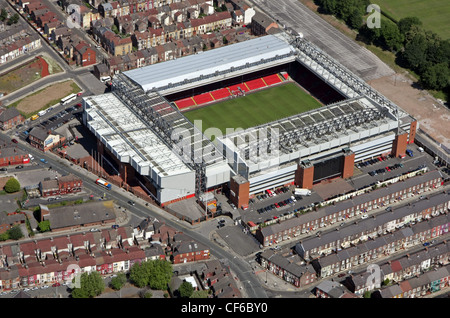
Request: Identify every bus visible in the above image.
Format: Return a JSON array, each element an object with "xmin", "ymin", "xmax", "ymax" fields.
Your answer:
[
  {"xmin": 61, "ymin": 93, "xmax": 77, "ymax": 105},
  {"xmin": 96, "ymin": 178, "xmax": 112, "ymax": 190}
]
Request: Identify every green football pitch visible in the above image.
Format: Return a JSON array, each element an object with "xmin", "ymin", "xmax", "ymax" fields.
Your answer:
[{"xmin": 183, "ymin": 82, "xmax": 322, "ymax": 135}]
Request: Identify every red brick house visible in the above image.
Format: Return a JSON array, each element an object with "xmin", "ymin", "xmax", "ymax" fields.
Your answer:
[
  {"xmin": 0, "ymin": 147, "xmax": 29, "ymax": 166},
  {"xmin": 73, "ymin": 42, "xmax": 96, "ymax": 67},
  {"xmin": 171, "ymin": 233, "xmax": 210, "ymax": 264},
  {"xmin": 39, "ymin": 173, "xmax": 82, "ymax": 197},
  {"xmin": 0, "ymin": 107, "xmax": 24, "ymax": 130},
  {"xmin": 0, "ymin": 211, "xmax": 27, "ymax": 234}
]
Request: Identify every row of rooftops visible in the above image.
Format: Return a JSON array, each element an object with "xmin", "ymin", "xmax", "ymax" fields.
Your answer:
[
  {"xmin": 257, "ymin": 170, "xmax": 444, "ymax": 237},
  {"xmin": 298, "ymin": 210, "xmax": 450, "ymax": 262}
]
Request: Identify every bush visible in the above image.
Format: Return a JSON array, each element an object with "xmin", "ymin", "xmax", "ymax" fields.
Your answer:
[{"xmin": 4, "ymin": 178, "xmax": 20, "ymax": 193}]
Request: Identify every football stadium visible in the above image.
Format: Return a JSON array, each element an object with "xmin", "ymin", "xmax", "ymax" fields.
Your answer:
[{"xmin": 82, "ymin": 32, "xmax": 417, "ymax": 210}]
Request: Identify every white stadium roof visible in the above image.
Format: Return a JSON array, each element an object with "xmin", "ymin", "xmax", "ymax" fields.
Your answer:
[
  {"xmin": 84, "ymin": 93, "xmax": 192, "ymax": 178},
  {"xmin": 123, "ymin": 34, "xmax": 295, "ymax": 92}
]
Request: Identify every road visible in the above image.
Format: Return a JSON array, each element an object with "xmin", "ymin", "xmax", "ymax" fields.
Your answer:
[{"xmin": 0, "ymin": 129, "xmax": 268, "ymax": 298}]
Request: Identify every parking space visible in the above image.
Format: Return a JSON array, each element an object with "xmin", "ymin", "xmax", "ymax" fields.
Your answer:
[
  {"xmin": 242, "ymin": 185, "xmax": 323, "ymax": 225},
  {"xmin": 351, "ymin": 145, "xmax": 437, "ymax": 190}
]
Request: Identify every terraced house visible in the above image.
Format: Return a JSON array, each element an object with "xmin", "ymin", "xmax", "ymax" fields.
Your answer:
[{"xmin": 255, "ymin": 170, "xmax": 444, "ymax": 247}]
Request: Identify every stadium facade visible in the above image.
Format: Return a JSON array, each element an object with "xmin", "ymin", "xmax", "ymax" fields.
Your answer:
[{"xmin": 82, "ymin": 33, "xmax": 417, "ymax": 209}]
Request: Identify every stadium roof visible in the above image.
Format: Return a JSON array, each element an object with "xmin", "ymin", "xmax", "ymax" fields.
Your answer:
[
  {"xmin": 84, "ymin": 93, "xmax": 193, "ymax": 178},
  {"xmin": 123, "ymin": 34, "xmax": 295, "ymax": 92}
]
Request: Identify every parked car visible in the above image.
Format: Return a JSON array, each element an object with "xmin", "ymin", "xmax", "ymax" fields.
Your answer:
[
  {"xmin": 15, "ymin": 165, "xmax": 23, "ymax": 169},
  {"xmin": 40, "ymin": 159, "xmax": 48, "ymax": 164},
  {"xmin": 111, "ymin": 224, "xmax": 119, "ymax": 229},
  {"xmin": 11, "ymin": 138, "xmax": 18, "ymax": 143}
]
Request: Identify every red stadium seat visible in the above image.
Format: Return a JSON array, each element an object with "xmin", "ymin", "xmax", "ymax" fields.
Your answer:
[
  {"xmin": 228, "ymin": 84, "xmax": 249, "ymax": 93},
  {"xmin": 245, "ymin": 78, "xmax": 266, "ymax": 91},
  {"xmin": 193, "ymin": 92, "xmax": 214, "ymax": 105},
  {"xmin": 175, "ymin": 97, "xmax": 196, "ymax": 109},
  {"xmin": 262, "ymin": 74, "xmax": 282, "ymax": 86},
  {"xmin": 210, "ymin": 88, "xmax": 231, "ymax": 100}
]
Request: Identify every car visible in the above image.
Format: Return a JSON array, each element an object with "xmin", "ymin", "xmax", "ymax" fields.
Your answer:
[
  {"xmin": 361, "ymin": 214, "xmax": 369, "ymax": 219},
  {"xmin": 275, "ymin": 202, "xmax": 280, "ymax": 208},
  {"xmin": 230, "ymin": 203, "xmax": 237, "ymax": 210},
  {"xmin": 90, "ymin": 228, "xmax": 99, "ymax": 232},
  {"xmin": 52, "ymin": 282, "xmax": 61, "ymax": 287},
  {"xmin": 127, "ymin": 200, "xmax": 135, "ymax": 206},
  {"xmin": 47, "ymin": 198, "xmax": 55, "ymax": 202},
  {"xmin": 41, "ymin": 285, "xmax": 49, "ymax": 289},
  {"xmin": 386, "ymin": 166, "xmax": 391, "ymax": 172},
  {"xmin": 40, "ymin": 159, "xmax": 48, "ymax": 164},
  {"xmin": 77, "ymin": 92, "xmax": 83, "ymax": 97},
  {"xmin": 15, "ymin": 165, "xmax": 23, "ymax": 169},
  {"xmin": 111, "ymin": 224, "xmax": 119, "ymax": 229},
  {"xmin": 0, "ymin": 168, "xmax": 6, "ymax": 171},
  {"xmin": 423, "ymin": 242, "xmax": 431, "ymax": 247},
  {"xmin": 315, "ymin": 231, "xmax": 322, "ymax": 237},
  {"xmin": 11, "ymin": 138, "xmax": 18, "ymax": 143}
]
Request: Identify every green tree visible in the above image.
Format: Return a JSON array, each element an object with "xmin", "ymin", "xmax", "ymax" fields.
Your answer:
[
  {"xmin": 8, "ymin": 226, "xmax": 23, "ymax": 240},
  {"xmin": 190, "ymin": 290, "xmax": 209, "ymax": 298},
  {"xmin": 398, "ymin": 17, "xmax": 422, "ymax": 35},
  {"xmin": 71, "ymin": 271, "xmax": 105, "ymax": 298},
  {"xmin": 379, "ymin": 20, "xmax": 403, "ymax": 51},
  {"xmin": 110, "ymin": 272, "xmax": 127, "ymax": 290},
  {"xmin": 420, "ymin": 62, "xmax": 450, "ymax": 90},
  {"xmin": 38, "ymin": 220, "xmax": 51, "ymax": 232},
  {"xmin": 178, "ymin": 281, "xmax": 194, "ymax": 298},
  {"xmin": 4, "ymin": 178, "xmax": 20, "ymax": 193},
  {"xmin": 130, "ymin": 259, "xmax": 173, "ymax": 290},
  {"xmin": 402, "ymin": 33, "xmax": 428, "ymax": 70},
  {"xmin": 0, "ymin": 9, "xmax": 7, "ymax": 21}
]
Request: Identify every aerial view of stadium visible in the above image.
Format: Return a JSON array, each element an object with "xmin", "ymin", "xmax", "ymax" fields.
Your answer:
[{"xmin": 2, "ymin": 0, "xmax": 449, "ymax": 303}]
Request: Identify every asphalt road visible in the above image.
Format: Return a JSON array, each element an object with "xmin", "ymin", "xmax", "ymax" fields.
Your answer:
[{"xmin": 0, "ymin": 130, "xmax": 268, "ymax": 298}]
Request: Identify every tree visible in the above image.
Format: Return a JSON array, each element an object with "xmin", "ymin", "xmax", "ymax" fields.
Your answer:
[
  {"xmin": 6, "ymin": 13, "xmax": 19, "ymax": 25},
  {"xmin": 71, "ymin": 271, "xmax": 105, "ymax": 298},
  {"xmin": 4, "ymin": 178, "xmax": 20, "ymax": 193},
  {"xmin": 398, "ymin": 17, "xmax": 422, "ymax": 35},
  {"xmin": 420, "ymin": 63, "xmax": 450, "ymax": 91},
  {"xmin": 110, "ymin": 272, "xmax": 127, "ymax": 290},
  {"xmin": 0, "ymin": 9, "xmax": 7, "ymax": 22},
  {"xmin": 8, "ymin": 226, "xmax": 23, "ymax": 240},
  {"xmin": 178, "ymin": 281, "xmax": 194, "ymax": 298},
  {"xmin": 129, "ymin": 259, "xmax": 173, "ymax": 290},
  {"xmin": 379, "ymin": 20, "xmax": 403, "ymax": 51},
  {"xmin": 38, "ymin": 220, "xmax": 51, "ymax": 233},
  {"xmin": 402, "ymin": 33, "xmax": 428, "ymax": 70},
  {"xmin": 347, "ymin": 8, "xmax": 363, "ymax": 30}
]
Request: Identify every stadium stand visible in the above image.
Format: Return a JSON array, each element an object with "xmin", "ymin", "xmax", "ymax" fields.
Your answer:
[
  {"xmin": 175, "ymin": 97, "xmax": 196, "ymax": 110},
  {"xmin": 262, "ymin": 74, "xmax": 283, "ymax": 86},
  {"xmin": 245, "ymin": 78, "xmax": 267, "ymax": 91},
  {"xmin": 210, "ymin": 88, "xmax": 231, "ymax": 100},
  {"xmin": 193, "ymin": 92, "xmax": 215, "ymax": 105}
]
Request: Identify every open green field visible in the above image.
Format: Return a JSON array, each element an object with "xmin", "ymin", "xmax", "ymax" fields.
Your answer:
[
  {"xmin": 184, "ymin": 82, "xmax": 322, "ymax": 134},
  {"xmin": 374, "ymin": 0, "xmax": 450, "ymax": 39}
]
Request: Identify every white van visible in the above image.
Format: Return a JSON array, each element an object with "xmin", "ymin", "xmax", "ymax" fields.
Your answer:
[
  {"xmin": 38, "ymin": 110, "xmax": 47, "ymax": 116},
  {"xmin": 100, "ymin": 76, "xmax": 111, "ymax": 83},
  {"xmin": 418, "ymin": 147, "xmax": 424, "ymax": 153},
  {"xmin": 29, "ymin": 154, "xmax": 34, "ymax": 161}
]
